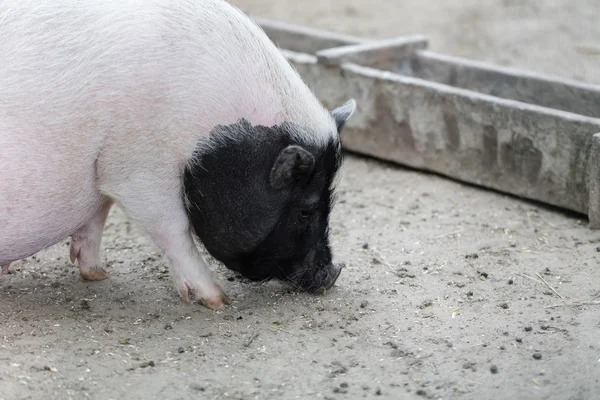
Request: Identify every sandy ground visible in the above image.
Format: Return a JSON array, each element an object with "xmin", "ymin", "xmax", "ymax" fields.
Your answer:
[{"xmin": 2, "ymin": 1, "xmax": 600, "ymax": 399}]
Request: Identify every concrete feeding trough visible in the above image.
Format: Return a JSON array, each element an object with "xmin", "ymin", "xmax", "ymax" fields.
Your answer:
[{"xmin": 254, "ymin": 17, "xmax": 600, "ymax": 227}]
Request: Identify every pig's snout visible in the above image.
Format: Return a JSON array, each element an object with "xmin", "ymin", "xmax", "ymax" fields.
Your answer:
[{"xmin": 291, "ymin": 261, "xmax": 344, "ymax": 294}]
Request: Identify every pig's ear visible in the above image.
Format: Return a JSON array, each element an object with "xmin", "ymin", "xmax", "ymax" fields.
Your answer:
[
  {"xmin": 330, "ymin": 99, "xmax": 356, "ymax": 133},
  {"xmin": 270, "ymin": 145, "xmax": 315, "ymax": 189}
]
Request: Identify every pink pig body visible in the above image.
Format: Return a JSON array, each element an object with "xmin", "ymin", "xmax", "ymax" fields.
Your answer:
[{"xmin": 0, "ymin": 0, "xmax": 338, "ymax": 308}]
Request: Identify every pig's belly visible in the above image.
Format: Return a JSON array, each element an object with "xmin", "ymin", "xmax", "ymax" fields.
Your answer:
[{"xmin": 0, "ymin": 127, "xmax": 105, "ymax": 264}]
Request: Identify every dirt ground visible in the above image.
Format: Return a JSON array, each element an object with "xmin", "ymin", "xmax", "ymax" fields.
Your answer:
[{"xmin": 2, "ymin": 1, "xmax": 600, "ymax": 399}]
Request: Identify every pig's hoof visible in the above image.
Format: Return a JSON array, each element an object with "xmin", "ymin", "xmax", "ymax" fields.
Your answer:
[
  {"xmin": 198, "ymin": 293, "xmax": 230, "ymax": 310},
  {"xmin": 178, "ymin": 282, "xmax": 230, "ymax": 310},
  {"xmin": 80, "ymin": 266, "xmax": 109, "ymax": 281}
]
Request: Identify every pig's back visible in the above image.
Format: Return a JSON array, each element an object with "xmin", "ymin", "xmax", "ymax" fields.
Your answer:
[{"xmin": 1, "ymin": 0, "xmax": 334, "ymax": 137}]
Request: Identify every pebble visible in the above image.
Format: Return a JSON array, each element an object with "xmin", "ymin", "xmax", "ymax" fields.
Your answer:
[
  {"xmin": 533, "ymin": 353, "xmax": 542, "ymax": 360},
  {"xmin": 490, "ymin": 365, "xmax": 499, "ymax": 374},
  {"xmin": 190, "ymin": 384, "xmax": 205, "ymax": 392},
  {"xmin": 139, "ymin": 360, "xmax": 155, "ymax": 368}
]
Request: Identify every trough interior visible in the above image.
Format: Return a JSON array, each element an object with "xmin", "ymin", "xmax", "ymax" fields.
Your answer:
[{"xmin": 393, "ymin": 51, "xmax": 600, "ymax": 119}]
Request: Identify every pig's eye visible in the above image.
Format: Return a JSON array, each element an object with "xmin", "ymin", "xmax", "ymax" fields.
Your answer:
[{"xmin": 297, "ymin": 210, "xmax": 313, "ymax": 224}]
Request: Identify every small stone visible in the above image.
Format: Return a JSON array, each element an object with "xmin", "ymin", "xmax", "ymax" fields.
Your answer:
[
  {"xmin": 490, "ymin": 365, "xmax": 498, "ymax": 374},
  {"xmin": 362, "ymin": 243, "xmax": 369, "ymax": 249},
  {"xmin": 360, "ymin": 301, "xmax": 368, "ymax": 309},
  {"xmin": 391, "ymin": 349, "xmax": 408, "ymax": 358},
  {"xmin": 375, "ymin": 388, "xmax": 382, "ymax": 396},
  {"xmin": 164, "ymin": 324, "xmax": 173, "ymax": 330},
  {"xmin": 139, "ymin": 360, "xmax": 155, "ymax": 368},
  {"xmin": 508, "ymin": 279, "xmax": 514, "ymax": 285},
  {"xmin": 227, "ymin": 277, "xmax": 235, "ymax": 282},
  {"xmin": 499, "ymin": 345, "xmax": 506, "ymax": 350},
  {"xmin": 462, "ymin": 361, "xmax": 476, "ymax": 371},
  {"xmin": 516, "ymin": 338, "xmax": 523, "ymax": 343},
  {"xmin": 419, "ymin": 300, "xmax": 433, "ymax": 309},
  {"xmin": 499, "ymin": 303, "xmax": 509, "ymax": 309},
  {"xmin": 340, "ymin": 382, "xmax": 348, "ymax": 388},
  {"xmin": 524, "ymin": 326, "xmax": 532, "ymax": 332},
  {"xmin": 178, "ymin": 347, "xmax": 185, "ymax": 354},
  {"xmin": 190, "ymin": 384, "xmax": 205, "ymax": 392},
  {"xmin": 533, "ymin": 352, "xmax": 542, "ymax": 360},
  {"xmin": 80, "ymin": 299, "xmax": 90, "ymax": 310},
  {"xmin": 416, "ymin": 389, "xmax": 426, "ymax": 396}
]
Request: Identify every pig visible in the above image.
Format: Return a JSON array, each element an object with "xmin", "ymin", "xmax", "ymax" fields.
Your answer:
[{"xmin": 0, "ymin": 0, "xmax": 356, "ymax": 309}]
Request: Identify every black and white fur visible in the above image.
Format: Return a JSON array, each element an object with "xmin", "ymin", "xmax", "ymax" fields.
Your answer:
[
  {"xmin": 183, "ymin": 101, "xmax": 355, "ymax": 293},
  {"xmin": 0, "ymin": 0, "xmax": 356, "ymax": 309}
]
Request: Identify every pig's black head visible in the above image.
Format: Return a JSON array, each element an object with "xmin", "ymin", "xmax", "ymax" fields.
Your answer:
[{"xmin": 183, "ymin": 99, "xmax": 356, "ymax": 293}]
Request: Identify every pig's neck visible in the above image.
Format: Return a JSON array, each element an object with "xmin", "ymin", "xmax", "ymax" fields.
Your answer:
[{"xmin": 193, "ymin": 54, "xmax": 334, "ymax": 142}]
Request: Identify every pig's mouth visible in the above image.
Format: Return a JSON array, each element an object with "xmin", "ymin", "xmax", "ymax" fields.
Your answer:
[
  {"xmin": 219, "ymin": 255, "xmax": 344, "ymax": 294},
  {"xmin": 284, "ymin": 262, "xmax": 345, "ymax": 293}
]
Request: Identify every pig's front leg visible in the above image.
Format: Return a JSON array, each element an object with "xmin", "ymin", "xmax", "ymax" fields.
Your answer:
[
  {"xmin": 100, "ymin": 175, "xmax": 229, "ymax": 309},
  {"xmin": 151, "ymin": 219, "xmax": 230, "ymax": 309},
  {"xmin": 70, "ymin": 199, "xmax": 113, "ymax": 280}
]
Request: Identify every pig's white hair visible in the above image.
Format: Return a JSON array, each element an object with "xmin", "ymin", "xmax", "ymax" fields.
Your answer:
[{"xmin": 0, "ymin": 0, "xmax": 339, "ymax": 149}]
